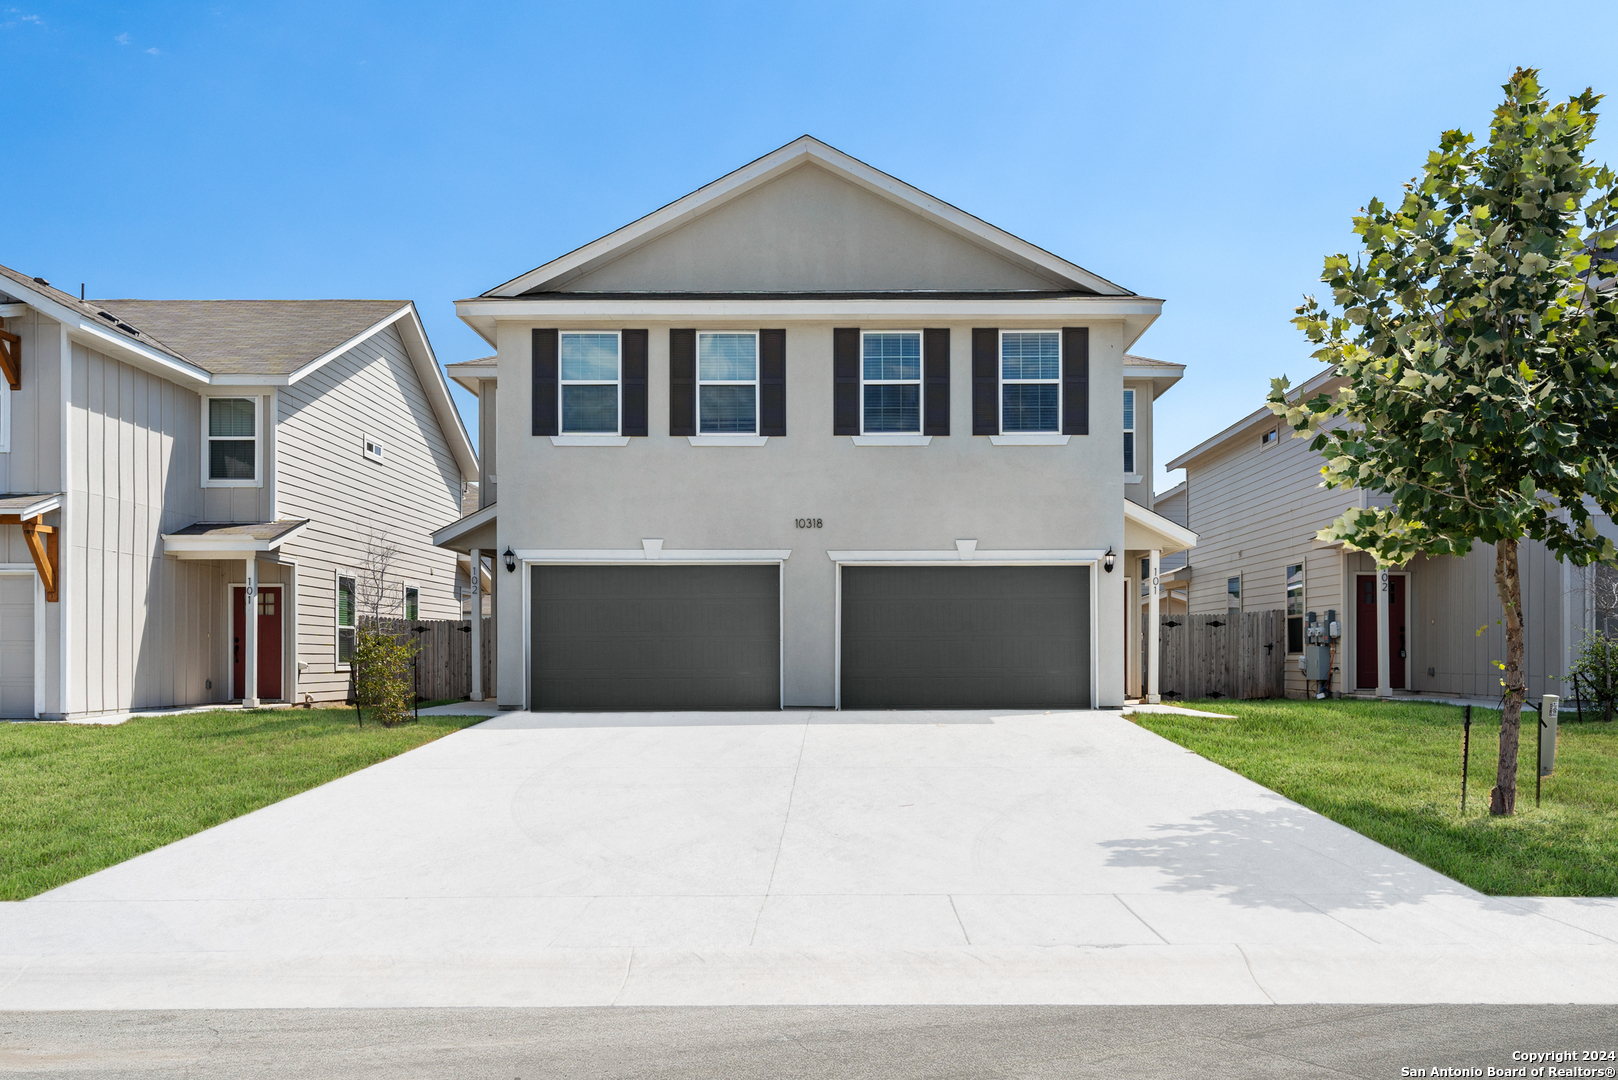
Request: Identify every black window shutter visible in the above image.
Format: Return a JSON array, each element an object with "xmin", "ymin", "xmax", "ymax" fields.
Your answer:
[
  {"xmin": 621, "ymin": 329, "xmax": 648, "ymax": 436},
  {"xmin": 923, "ymin": 328, "xmax": 950, "ymax": 436},
  {"xmin": 833, "ymin": 327, "xmax": 860, "ymax": 436},
  {"xmin": 971, "ymin": 328, "xmax": 998, "ymax": 435},
  {"xmin": 532, "ymin": 328, "xmax": 558, "ymax": 436},
  {"xmin": 1062, "ymin": 326, "xmax": 1089, "ymax": 436},
  {"xmin": 759, "ymin": 329, "xmax": 786, "ymax": 437},
  {"xmin": 669, "ymin": 329, "xmax": 696, "ymax": 436}
]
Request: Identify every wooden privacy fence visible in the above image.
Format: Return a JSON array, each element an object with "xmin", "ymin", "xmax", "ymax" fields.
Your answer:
[
  {"xmin": 372, "ymin": 617, "xmax": 495, "ymax": 702},
  {"xmin": 1159, "ymin": 610, "xmax": 1287, "ymax": 701}
]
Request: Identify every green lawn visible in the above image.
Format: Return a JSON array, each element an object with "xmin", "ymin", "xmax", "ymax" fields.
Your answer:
[
  {"xmin": 0, "ymin": 707, "xmax": 485, "ymax": 900},
  {"xmin": 1133, "ymin": 699, "xmax": 1618, "ymax": 896}
]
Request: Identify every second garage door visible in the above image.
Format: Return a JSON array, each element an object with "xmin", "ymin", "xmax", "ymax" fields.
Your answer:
[
  {"xmin": 531, "ymin": 564, "xmax": 779, "ymax": 710},
  {"xmin": 841, "ymin": 565, "xmax": 1090, "ymax": 709}
]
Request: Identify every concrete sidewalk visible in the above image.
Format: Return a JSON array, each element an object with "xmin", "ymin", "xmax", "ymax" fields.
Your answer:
[{"xmin": 2, "ymin": 709, "xmax": 1614, "ymax": 1008}]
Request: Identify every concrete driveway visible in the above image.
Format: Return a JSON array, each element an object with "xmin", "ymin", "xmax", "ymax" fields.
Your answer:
[{"xmin": 3, "ymin": 709, "xmax": 1616, "ymax": 1007}]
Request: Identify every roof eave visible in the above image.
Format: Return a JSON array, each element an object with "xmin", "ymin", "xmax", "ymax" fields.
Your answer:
[{"xmin": 1165, "ymin": 366, "xmax": 1341, "ymax": 472}]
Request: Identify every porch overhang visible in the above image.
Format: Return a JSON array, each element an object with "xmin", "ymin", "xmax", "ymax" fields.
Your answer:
[
  {"xmin": 432, "ymin": 501, "xmax": 497, "ymax": 554},
  {"xmin": 0, "ymin": 492, "xmax": 64, "ymax": 601},
  {"xmin": 160, "ymin": 519, "xmax": 310, "ymax": 561},
  {"xmin": 1123, "ymin": 500, "xmax": 1198, "ymax": 556}
]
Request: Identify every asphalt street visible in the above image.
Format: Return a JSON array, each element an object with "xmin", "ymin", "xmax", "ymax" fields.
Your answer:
[{"xmin": 4, "ymin": 1004, "xmax": 1616, "ymax": 1078}]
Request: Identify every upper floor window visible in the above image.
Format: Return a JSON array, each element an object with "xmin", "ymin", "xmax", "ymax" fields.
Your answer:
[
  {"xmin": 1261, "ymin": 427, "xmax": 1279, "ymax": 448},
  {"xmin": 1123, "ymin": 389, "xmax": 1137, "ymax": 473},
  {"xmin": 204, "ymin": 397, "xmax": 260, "ymax": 486},
  {"xmin": 862, "ymin": 331, "xmax": 921, "ymax": 433},
  {"xmin": 1001, "ymin": 331, "xmax": 1060, "ymax": 433},
  {"xmin": 560, "ymin": 332, "xmax": 619, "ymax": 434},
  {"xmin": 698, "ymin": 332, "xmax": 758, "ymax": 434}
]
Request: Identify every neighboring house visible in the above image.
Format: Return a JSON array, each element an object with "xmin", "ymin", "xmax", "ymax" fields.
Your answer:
[
  {"xmin": 0, "ymin": 264, "xmax": 476, "ymax": 719},
  {"xmin": 1165, "ymin": 367, "xmax": 1605, "ymax": 701},
  {"xmin": 435, "ymin": 136, "xmax": 1194, "ymax": 710}
]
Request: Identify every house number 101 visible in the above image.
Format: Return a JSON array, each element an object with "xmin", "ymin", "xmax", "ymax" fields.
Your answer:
[{"xmin": 795, "ymin": 518, "xmax": 823, "ymax": 529}]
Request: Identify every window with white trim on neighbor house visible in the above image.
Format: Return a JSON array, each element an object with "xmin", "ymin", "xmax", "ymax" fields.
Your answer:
[
  {"xmin": 699, "ymin": 332, "xmax": 758, "ymax": 433},
  {"xmin": 559, "ymin": 332, "xmax": 620, "ymax": 434},
  {"xmin": 1000, "ymin": 331, "xmax": 1060, "ymax": 432},
  {"xmin": 1123, "ymin": 389, "xmax": 1136, "ymax": 472},
  {"xmin": 206, "ymin": 397, "xmax": 257, "ymax": 483},
  {"xmin": 861, "ymin": 331, "xmax": 921, "ymax": 433},
  {"xmin": 336, "ymin": 574, "xmax": 356, "ymax": 665}
]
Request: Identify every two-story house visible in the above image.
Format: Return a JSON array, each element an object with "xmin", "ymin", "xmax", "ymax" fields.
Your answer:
[
  {"xmin": 0, "ymin": 264, "xmax": 477, "ymax": 719},
  {"xmin": 434, "ymin": 138, "xmax": 1193, "ymax": 710},
  {"xmin": 1165, "ymin": 367, "xmax": 1608, "ymax": 701}
]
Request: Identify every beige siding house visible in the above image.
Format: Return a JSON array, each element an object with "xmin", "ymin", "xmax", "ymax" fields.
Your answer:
[
  {"xmin": 1165, "ymin": 367, "xmax": 1602, "ymax": 702},
  {"xmin": 437, "ymin": 137, "xmax": 1196, "ymax": 710},
  {"xmin": 0, "ymin": 265, "xmax": 476, "ymax": 718}
]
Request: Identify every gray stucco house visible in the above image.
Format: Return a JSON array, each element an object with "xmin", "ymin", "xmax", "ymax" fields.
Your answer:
[
  {"xmin": 0, "ymin": 264, "xmax": 476, "ymax": 719},
  {"xmin": 435, "ymin": 137, "xmax": 1193, "ymax": 710}
]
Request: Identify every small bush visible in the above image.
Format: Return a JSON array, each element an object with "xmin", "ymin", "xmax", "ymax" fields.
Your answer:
[
  {"xmin": 1570, "ymin": 631, "xmax": 1618, "ymax": 724},
  {"xmin": 353, "ymin": 628, "xmax": 416, "ymax": 726}
]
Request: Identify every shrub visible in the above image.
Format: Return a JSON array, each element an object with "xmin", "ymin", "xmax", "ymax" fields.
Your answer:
[
  {"xmin": 353, "ymin": 628, "xmax": 416, "ymax": 727},
  {"xmin": 1570, "ymin": 631, "xmax": 1618, "ymax": 724}
]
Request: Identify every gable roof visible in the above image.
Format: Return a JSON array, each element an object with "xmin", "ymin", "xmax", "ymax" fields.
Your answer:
[
  {"xmin": 0, "ymin": 262, "xmax": 477, "ymax": 480},
  {"xmin": 1165, "ymin": 366, "xmax": 1340, "ymax": 472},
  {"xmin": 482, "ymin": 136, "xmax": 1135, "ymax": 299},
  {"xmin": 89, "ymin": 299, "xmax": 408, "ymax": 377}
]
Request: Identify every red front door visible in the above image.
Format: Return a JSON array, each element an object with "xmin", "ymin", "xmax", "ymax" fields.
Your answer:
[
  {"xmin": 232, "ymin": 585, "xmax": 283, "ymax": 700},
  {"xmin": 1354, "ymin": 574, "xmax": 1407, "ymax": 690}
]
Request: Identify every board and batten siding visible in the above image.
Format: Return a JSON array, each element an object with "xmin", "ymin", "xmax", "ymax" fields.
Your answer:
[
  {"xmin": 66, "ymin": 340, "xmax": 224, "ymax": 715},
  {"xmin": 275, "ymin": 323, "xmax": 467, "ymax": 704}
]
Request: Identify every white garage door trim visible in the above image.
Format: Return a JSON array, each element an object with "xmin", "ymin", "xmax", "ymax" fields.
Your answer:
[
  {"xmin": 0, "ymin": 564, "xmax": 42, "ymax": 720},
  {"xmin": 516, "ymin": 546, "xmax": 791, "ymax": 711},
  {"xmin": 828, "ymin": 548, "xmax": 1104, "ymax": 711}
]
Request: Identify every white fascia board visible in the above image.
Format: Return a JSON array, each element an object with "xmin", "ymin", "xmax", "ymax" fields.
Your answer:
[
  {"xmin": 1164, "ymin": 365, "xmax": 1339, "ymax": 472},
  {"xmin": 284, "ymin": 305, "xmax": 412, "ymax": 385},
  {"xmin": 390, "ymin": 306, "xmax": 479, "ymax": 482},
  {"xmin": 515, "ymin": 548, "xmax": 791, "ymax": 562},
  {"xmin": 0, "ymin": 278, "xmax": 213, "ymax": 386},
  {"xmin": 3, "ymin": 493, "xmax": 64, "ymax": 519},
  {"xmin": 1123, "ymin": 499, "xmax": 1199, "ymax": 554},
  {"xmin": 431, "ymin": 500, "xmax": 498, "ymax": 547},
  {"xmin": 0, "ymin": 303, "xmax": 28, "ymax": 318},
  {"xmin": 485, "ymin": 137, "xmax": 1133, "ymax": 298},
  {"xmin": 446, "ymin": 359, "xmax": 498, "ymax": 394},
  {"xmin": 160, "ymin": 521, "xmax": 310, "ymax": 553},
  {"xmin": 828, "ymin": 548, "xmax": 1107, "ymax": 563},
  {"xmin": 456, "ymin": 296, "xmax": 1163, "ymax": 322}
]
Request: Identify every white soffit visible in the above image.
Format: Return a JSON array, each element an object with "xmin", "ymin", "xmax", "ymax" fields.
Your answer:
[
  {"xmin": 1123, "ymin": 499, "xmax": 1198, "ymax": 556},
  {"xmin": 482, "ymin": 136, "xmax": 1135, "ymax": 299}
]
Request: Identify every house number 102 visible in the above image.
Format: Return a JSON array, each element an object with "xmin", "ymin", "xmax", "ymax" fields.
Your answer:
[{"xmin": 795, "ymin": 518, "xmax": 823, "ymax": 529}]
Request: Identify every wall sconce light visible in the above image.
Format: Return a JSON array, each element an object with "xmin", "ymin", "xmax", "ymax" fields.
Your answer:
[
  {"xmin": 1103, "ymin": 547, "xmax": 1115, "ymax": 573},
  {"xmin": 503, "ymin": 547, "xmax": 516, "ymax": 573}
]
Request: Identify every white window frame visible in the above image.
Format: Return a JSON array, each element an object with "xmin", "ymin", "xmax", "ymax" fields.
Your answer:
[
  {"xmin": 201, "ymin": 395, "xmax": 263, "ymax": 488},
  {"xmin": 559, "ymin": 330, "xmax": 621, "ymax": 436},
  {"xmin": 1227, "ymin": 574, "xmax": 1242, "ymax": 615},
  {"xmin": 999, "ymin": 330, "xmax": 1062, "ymax": 435},
  {"xmin": 363, "ymin": 434, "xmax": 385, "ymax": 463},
  {"xmin": 859, "ymin": 329, "xmax": 924, "ymax": 436},
  {"xmin": 403, "ymin": 583, "xmax": 420, "ymax": 622},
  {"xmin": 1261, "ymin": 426, "xmax": 1280, "ymax": 449},
  {"xmin": 1286, "ymin": 563, "xmax": 1305, "ymax": 654},
  {"xmin": 696, "ymin": 331, "xmax": 760, "ymax": 436},
  {"xmin": 335, "ymin": 572, "xmax": 357, "ymax": 668},
  {"xmin": 1123, "ymin": 388, "xmax": 1136, "ymax": 473}
]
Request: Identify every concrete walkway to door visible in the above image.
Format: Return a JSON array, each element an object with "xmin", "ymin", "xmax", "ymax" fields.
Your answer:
[{"xmin": 3, "ymin": 709, "xmax": 1616, "ymax": 1008}]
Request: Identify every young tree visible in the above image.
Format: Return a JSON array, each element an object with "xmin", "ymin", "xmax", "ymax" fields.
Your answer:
[
  {"xmin": 1268, "ymin": 69, "xmax": 1618, "ymax": 815},
  {"xmin": 351, "ymin": 528, "xmax": 416, "ymax": 727}
]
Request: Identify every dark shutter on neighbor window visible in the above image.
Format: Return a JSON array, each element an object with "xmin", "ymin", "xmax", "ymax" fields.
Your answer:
[
  {"xmin": 1062, "ymin": 326, "xmax": 1089, "ymax": 436},
  {"xmin": 532, "ymin": 328, "xmax": 558, "ymax": 436},
  {"xmin": 971, "ymin": 328, "xmax": 998, "ymax": 435},
  {"xmin": 833, "ymin": 328, "xmax": 860, "ymax": 436},
  {"xmin": 669, "ymin": 329, "xmax": 696, "ymax": 437},
  {"xmin": 923, "ymin": 328, "xmax": 950, "ymax": 436},
  {"xmin": 759, "ymin": 329, "xmax": 786, "ymax": 437},
  {"xmin": 621, "ymin": 329, "xmax": 648, "ymax": 437}
]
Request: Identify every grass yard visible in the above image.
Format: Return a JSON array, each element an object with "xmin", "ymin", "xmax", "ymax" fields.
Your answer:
[
  {"xmin": 0, "ymin": 707, "xmax": 486, "ymax": 900},
  {"xmin": 1134, "ymin": 698, "xmax": 1618, "ymax": 896}
]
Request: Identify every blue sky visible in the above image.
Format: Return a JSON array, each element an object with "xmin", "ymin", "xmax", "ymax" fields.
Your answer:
[{"xmin": 4, "ymin": 2, "xmax": 1616, "ymax": 489}]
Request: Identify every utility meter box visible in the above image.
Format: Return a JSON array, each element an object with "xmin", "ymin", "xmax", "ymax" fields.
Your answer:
[
  {"xmin": 1304, "ymin": 645, "xmax": 1332, "ymax": 681},
  {"xmin": 1540, "ymin": 695, "xmax": 1559, "ymax": 777}
]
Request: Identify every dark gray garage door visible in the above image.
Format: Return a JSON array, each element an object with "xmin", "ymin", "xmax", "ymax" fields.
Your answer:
[
  {"xmin": 841, "ymin": 565, "xmax": 1090, "ymax": 709},
  {"xmin": 531, "ymin": 564, "xmax": 779, "ymax": 710}
]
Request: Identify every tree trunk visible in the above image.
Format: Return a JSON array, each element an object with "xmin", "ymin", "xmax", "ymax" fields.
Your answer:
[{"xmin": 1490, "ymin": 537, "xmax": 1526, "ymax": 816}]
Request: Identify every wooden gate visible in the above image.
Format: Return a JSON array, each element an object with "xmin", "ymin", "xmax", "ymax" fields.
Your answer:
[
  {"xmin": 1159, "ymin": 610, "xmax": 1286, "ymax": 700},
  {"xmin": 373, "ymin": 617, "xmax": 495, "ymax": 702}
]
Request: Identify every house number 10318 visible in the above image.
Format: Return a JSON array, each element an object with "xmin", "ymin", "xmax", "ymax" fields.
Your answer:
[{"xmin": 795, "ymin": 518, "xmax": 823, "ymax": 529}]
